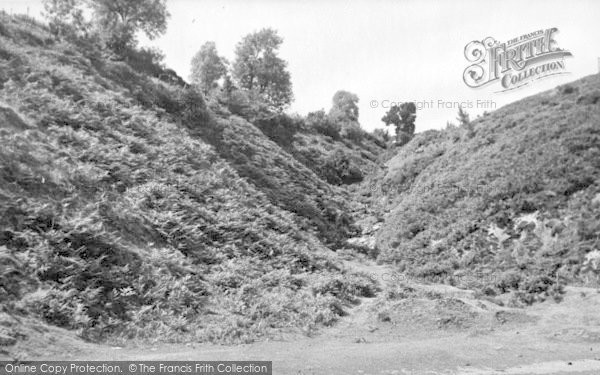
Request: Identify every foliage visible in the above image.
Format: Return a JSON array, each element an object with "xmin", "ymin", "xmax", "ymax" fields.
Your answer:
[
  {"xmin": 341, "ymin": 121, "xmax": 365, "ymax": 142},
  {"xmin": 456, "ymin": 106, "xmax": 470, "ymax": 126},
  {"xmin": 123, "ymin": 46, "xmax": 166, "ymax": 78},
  {"xmin": 321, "ymin": 150, "xmax": 364, "ymax": 185},
  {"xmin": 190, "ymin": 41, "xmax": 228, "ymax": 95},
  {"xmin": 232, "ymin": 28, "xmax": 293, "ymax": 111},
  {"xmin": 91, "ymin": 0, "xmax": 170, "ymax": 53},
  {"xmin": 456, "ymin": 106, "xmax": 474, "ymax": 138},
  {"xmin": 329, "ymin": 90, "xmax": 359, "ymax": 123},
  {"xmin": 0, "ymin": 16, "xmax": 375, "ymax": 344},
  {"xmin": 370, "ymin": 74, "xmax": 600, "ymax": 303},
  {"xmin": 381, "ymin": 102, "xmax": 416, "ymax": 145},
  {"xmin": 253, "ymin": 113, "xmax": 303, "ymax": 149},
  {"xmin": 306, "ymin": 110, "xmax": 341, "ymax": 140},
  {"xmin": 372, "ymin": 128, "xmax": 390, "ymax": 144},
  {"xmin": 41, "ymin": 0, "xmax": 169, "ymax": 55},
  {"xmin": 42, "ymin": 0, "xmax": 89, "ymax": 40}
]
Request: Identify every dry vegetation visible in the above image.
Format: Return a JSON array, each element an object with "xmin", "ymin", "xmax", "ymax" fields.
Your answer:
[
  {"xmin": 0, "ymin": 15, "xmax": 377, "ymax": 344},
  {"xmin": 1, "ymin": 12, "xmax": 599, "ymax": 351},
  {"xmin": 366, "ymin": 77, "xmax": 600, "ymax": 305}
]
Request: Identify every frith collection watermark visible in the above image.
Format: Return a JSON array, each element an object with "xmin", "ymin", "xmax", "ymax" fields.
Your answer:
[
  {"xmin": 0, "ymin": 362, "xmax": 272, "ymax": 375},
  {"xmin": 463, "ymin": 27, "xmax": 572, "ymax": 92},
  {"xmin": 369, "ymin": 99, "xmax": 496, "ymax": 110}
]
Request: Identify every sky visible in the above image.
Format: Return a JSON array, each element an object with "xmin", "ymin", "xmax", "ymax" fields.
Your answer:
[{"xmin": 2, "ymin": 0, "xmax": 600, "ymax": 132}]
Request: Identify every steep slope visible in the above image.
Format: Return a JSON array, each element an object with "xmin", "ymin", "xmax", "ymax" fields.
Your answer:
[
  {"xmin": 366, "ymin": 75, "xmax": 600, "ymax": 303},
  {"xmin": 0, "ymin": 15, "xmax": 376, "ymax": 344},
  {"xmin": 192, "ymin": 105, "xmax": 386, "ymax": 246},
  {"xmin": 251, "ymin": 112, "xmax": 385, "ymax": 187},
  {"xmin": 182, "ymin": 114, "xmax": 360, "ymax": 246}
]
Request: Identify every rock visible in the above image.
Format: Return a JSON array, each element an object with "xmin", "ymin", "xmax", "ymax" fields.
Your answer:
[
  {"xmin": 546, "ymin": 218, "xmax": 566, "ymax": 235},
  {"xmin": 347, "ymin": 236, "xmax": 376, "ymax": 251}
]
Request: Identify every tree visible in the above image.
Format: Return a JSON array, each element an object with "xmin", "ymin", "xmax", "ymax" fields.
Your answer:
[
  {"xmin": 190, "ymin": 42, "xmax": 228, "ymax": 95},
  {"xmin": 90, "ymin": 0, "xmax": 170, "ymax": 53},
  {"xmin": 42, "ymin": 0, "xmax": 88, "ymax": 39},
  {"xmin": 232, "ymin": 28, "xmax": 293, "ymax": 110},
  {"xmin": 328, "ymin": 90, "xmax": 363, "ymax": 141},
  {"xmin": 381, "ymin": 102, "xmax": 416, "ymax": 145},
  {"xmin": 221, "ymin": 75, "xmax": 235, "ymax": 97},
  {"xmin": 457, "ymin": 106, "xmax": 470, "ymax": 126},
  {"xmin": 373, "ymin": 128, "xmax": 390, "ymax": 143},
  {"xmin": 457, "ymin": 106, "xmax": 474, "ymax": 138},
  {"xmin": 329, "ymin": 90, "xmax": 359, "ymax": 123}
]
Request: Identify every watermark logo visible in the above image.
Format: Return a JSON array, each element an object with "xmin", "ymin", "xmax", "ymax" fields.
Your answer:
[{"xmin": 463, "ymin": 28, "xmax": 572, "ymax": 92}]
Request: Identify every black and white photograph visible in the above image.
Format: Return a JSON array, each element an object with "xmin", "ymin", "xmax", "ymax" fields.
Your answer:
[{"xmin": 0, "ymin": 0, "xmax": 600, "ymax": 374}]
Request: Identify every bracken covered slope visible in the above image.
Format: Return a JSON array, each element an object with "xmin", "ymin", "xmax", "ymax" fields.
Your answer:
[
  {"xmin": 366, "ymin": 75, "xmax": 600, "ymax": 303},
  {"xmin": 0, "ymin": 15, "xmax": 377, "ymax": 344}
]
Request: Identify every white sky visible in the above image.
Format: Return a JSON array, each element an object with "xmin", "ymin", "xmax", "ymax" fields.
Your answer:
[{"xmin": 2, "ymin": 0, "xmax": 600, "ymax": 132}]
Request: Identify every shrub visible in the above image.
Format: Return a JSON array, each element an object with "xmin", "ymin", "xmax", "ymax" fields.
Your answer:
[
  {"xmin": 559, "ymin": 84, "xmax": 577, "ymax": 95},
  {"xmin": 495, "ymin": 270, "xmax": 522, "ymax": 292},
  {"xmin": 341, "ymin": 122, "xmax": 364, "ymax": 142},
  {"xmin": 177, "ymin": 87, "xmax": 211, "ymax": 126},
  {"xmin": 222, "ymin": 88, "xmax": 255, "ymax": 118},
  {"xmin": 321, "ymin": 149, "xmax": 363, "ymax": 185},
  {"xmin": 254, "ymin": 113, "xmax": 303, "ymax": 149},
  {"xmin": 123, "ymin": 47, "xmax": 166, "ymax": 78},
  {"xmin": 372, "ymin": 128, "xmax": 390, "ymax": 145},
  {"xmin": 576, "ymin": 90, "xmax": 600, "ymax": 105},
  {"xmin": 306, "ymin": 110, "xmax": 341, "ymax": 140}
]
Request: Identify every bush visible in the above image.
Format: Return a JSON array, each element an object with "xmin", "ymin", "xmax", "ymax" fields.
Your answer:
[
  {"xmin": 321, "ymin": 150, "xmax": 363, "ymax": 185},
  {"xmin": 577, "ymin": 90, "xmax": 600, "ymax": 105},
  {"xmin": 559, "ymin": 84, "xmax": 578, "ymax": 95},
  {"xmin": 495, "ymin": 270, "xmax": 522, "ymax": 292},
  {"xmin": 177, "ymin": 87, "xmax": 211, "ymax": 126},
  {"xmin": 306, "ymin": 110, "xmax": 341, "ymax": 140},
  {"xmin": 123, "ymin": 47, "xmax": 166, "ymax": 78},
  {"xmin": 341, "ymin": 122, "xmax": 364, "ymax": 142},
  {"xmin": 372, "ymin": 128, "xmax": 390, "ymax": 145},
  {"xmin": 254, "ymin": 113, "xmax": 303, "ymax": 149},
  {"xmin": 222, "ymin": 89, "xmax": 257, "ymax": 118}
]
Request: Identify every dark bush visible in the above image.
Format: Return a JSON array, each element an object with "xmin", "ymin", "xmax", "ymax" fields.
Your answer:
[
  {"xmin": 223, "ymin": 89, "xmax": 255, "ymax": 118},
  {"xmin": 495, "ymin": 270, "xmax": 522, "ymax": 292},
  {"xmin": 124, "ymin": 47, "xmax": 166, "ymax": 78},
  {"xmin": 372, "ymin": 128, "xmax": 390, "ymax": 146},
  {"xmin": 306, "ymin": 110, "xmax": 341, "ymax": 140},
  {"xmin": 321, "ymin": 150, "xmax": 363, "ymax": 185},
  {"xmin": 559, "ymin": 84, "xmax": 578, "ymax": 95},
  {"xmin": 576, "ymin": 90, "xmax": 600, "ymax": 105},
  {"xmin": 178, "ymin": 87, "xmax": 211, "ymax": 127},
  {"xmin": 342, "ymin": 122, "xmax": 364, "ymax": 142},
  {"xmin": 254, "ymin": 113, "xmax": 303, "ymax": 149}
]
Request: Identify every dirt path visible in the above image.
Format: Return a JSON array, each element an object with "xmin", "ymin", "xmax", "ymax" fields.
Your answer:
[{"xmin": 4, "ymin": 258, "xmax": 600, "ymax": 374}]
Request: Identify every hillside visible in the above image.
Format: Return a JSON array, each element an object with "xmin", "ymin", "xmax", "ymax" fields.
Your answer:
[
  {"xmin": 1, "ymin": 10, "xmax": 600, "ymax": 363},
  {"xmin": 365, "ymin": 75, "xmax": 600, "ymax": 304},
  {"xmin": 0, "ymin": 15, "xmax": 380, "ymax": 344}
]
